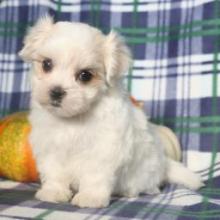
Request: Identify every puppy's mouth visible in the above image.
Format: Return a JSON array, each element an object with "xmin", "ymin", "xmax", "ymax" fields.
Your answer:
[{"xmin": 50, "ymin": 100, "xmax": 62, "ymax": 107}]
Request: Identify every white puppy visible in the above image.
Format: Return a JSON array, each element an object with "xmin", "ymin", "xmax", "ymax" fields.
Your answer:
[{"xmin": 19, "ymin": 16, "xmax": 204, "ymax": 208}]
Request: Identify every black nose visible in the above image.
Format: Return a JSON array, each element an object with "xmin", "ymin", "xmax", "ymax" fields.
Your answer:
[{"xmin": 50, "ymin": 86, "xmax": 66, "ymax": 102}]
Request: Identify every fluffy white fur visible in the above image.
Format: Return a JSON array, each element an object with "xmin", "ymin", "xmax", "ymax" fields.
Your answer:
[{"xmin": 19, "ymin": 16, "xmax": 204, "ymax": 208}]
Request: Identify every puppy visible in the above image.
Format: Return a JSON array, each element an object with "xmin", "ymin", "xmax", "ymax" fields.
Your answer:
[{"xmin": 19, "ymin": 16, "xmax": 204, "ymax": 208}]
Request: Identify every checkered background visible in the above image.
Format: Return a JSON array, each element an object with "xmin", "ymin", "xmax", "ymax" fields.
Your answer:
[{"xmin": 0, "ymin": 0, "xmax": 220, "ymax": 219}]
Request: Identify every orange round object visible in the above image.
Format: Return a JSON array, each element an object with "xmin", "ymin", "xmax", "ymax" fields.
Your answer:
[{"xmin": 0, "ymin": 112, "xmax": 38, "ymax": 182}]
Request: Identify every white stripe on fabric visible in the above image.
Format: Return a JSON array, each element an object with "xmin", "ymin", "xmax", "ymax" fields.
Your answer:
[
  {"xmin": 186, "ymin": 151, "xmax": 220, "ymax": 172},
  {"xmin": 20, "ymin": 71, "xmax": 31, "ymax": 93},
  {"xmin": 176, "ymin": 74, "xmax": 212, "ymax": 99},
  {"xmin": 0, "ymin": 181, "xmax": 20, "ymax": 189},
  {"xmin": 131, "ymin": 78, "xmax": 167, "ymax": 101},
  {"xmin": 109, "ymin": 0, "xmax": 212, "ymax": 4},
  {"xmin": 1, "ymin": 206, "xmax": 44, "ymax": 218},
  {"xmin": 132, "ymin": 54, "xmax": 220, "ymax": 78},
  {"xmin": 0, "ymin": 74, "xmax": 30, "ymax": 93},
  {"xmin": 0, "ymin": 0, "xmax": 81, "ymax": 12},
  {"xmin": 132, "ymin": 63, "xmax": 217, "ymax": 78},
  {"xmin": 111, "ymin": 2, "xmax": 171, "ymax": 12},
  {"xmin": 0, "ymin": 54, "xmax": 18, "ymax": 60},
  {"xmin": 131, "ymin": 73, "xmax": 213, "ymax": 101},
  {"xmin": 110, "ymin": 0, "xmax": 212, "ymax": 12},
  {"xmin": 44, "ymin": 210, "xmax": 140, "ymax": 220},
  {"xmin": 0, "ymin": 0, "xmax": 213, "ymax": 12},
  {"xmin": 1, "ymin": 70, "xmax": 14, "ymax": 93},
  {"xmin": 134, "ymin": 54, "xmax": 219, "ymax": 69},
  {"xmin": 151, "ymin": 191, "xmax": 203, "ymax": 206}
]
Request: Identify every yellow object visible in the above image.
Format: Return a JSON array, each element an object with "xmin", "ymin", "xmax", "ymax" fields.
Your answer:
[
  {"xmin": 0, "ymin": 112, "xmax": 38, "ymax": 182},
  {"xmin": 157, "ymin": 125, "xmax": 181, "ymax": 161}
]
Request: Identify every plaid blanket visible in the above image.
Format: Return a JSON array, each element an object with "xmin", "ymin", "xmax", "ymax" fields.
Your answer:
[{"xmin": 0, "ymin": 0, "xmax": 220, "ymax": 219}]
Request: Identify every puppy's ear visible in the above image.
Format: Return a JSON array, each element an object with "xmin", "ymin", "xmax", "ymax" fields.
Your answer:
[
  {"xmin": 19, "ymin": 15, "xmax": 54, "ymax": 61},
  {"xmin": 104, "ymin": 31, "xmax": 132, "ymax": 86}
]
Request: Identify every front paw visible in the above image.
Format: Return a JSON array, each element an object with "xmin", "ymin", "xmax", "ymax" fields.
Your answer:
[
  {"xmin": 144, "ymin": 187, "xmax": 160, "ymax": 195},
  {"xmin": 71, "ymin": 191, "xmax": 109, "ymax": 208},
  {"xmin": 36, "ymin": 187, "xmax": 73, "ymax": 203}
]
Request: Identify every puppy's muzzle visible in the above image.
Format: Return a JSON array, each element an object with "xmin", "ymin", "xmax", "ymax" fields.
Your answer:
[{"xmin": 49, "ymin": 86, "xmax": 66, "ymax": 107}]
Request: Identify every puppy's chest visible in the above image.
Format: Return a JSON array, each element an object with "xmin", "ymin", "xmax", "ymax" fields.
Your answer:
[{"xmin": 32, "ymin": 119, "xmax": 102, "ymax": 157}]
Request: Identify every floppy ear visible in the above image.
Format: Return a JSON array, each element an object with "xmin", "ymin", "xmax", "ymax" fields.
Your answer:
[
  {"xmin": 19, "ymin": 15, "xmax": 54, "ymax": 61},
  {"xmin": 104, "ymin": 31, "xmax": 132, "ymax": 86}
]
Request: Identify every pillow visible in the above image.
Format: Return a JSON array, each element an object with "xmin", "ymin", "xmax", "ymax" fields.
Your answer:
[{"xmin": 0, "ymin": 112, "xmax": 38, "ymax": 182}]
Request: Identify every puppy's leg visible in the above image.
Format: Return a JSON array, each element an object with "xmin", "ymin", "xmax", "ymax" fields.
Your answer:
[
  {"xmin": 36, "ymin": 181, "xmax": 72, "ymax": 203},
  {"xmin": 35, "ymin": 159, "xmax": 72, "ymax": 203},
  {"xmin": 71, "ymin": 173, "xmax": 113, "ymax": 208},
  {"xmin": 144, "ymin": 187, "xmax": 160, "ymax": 195}
]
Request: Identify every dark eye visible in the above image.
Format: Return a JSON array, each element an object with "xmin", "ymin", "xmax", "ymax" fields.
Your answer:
[
  {"xmin": 78, "ymin": 70, "xmax": 93, "ymax": 83},
  {"xmin": 42, "ymin": 58, "xmax": 53, "ymax": 72}
]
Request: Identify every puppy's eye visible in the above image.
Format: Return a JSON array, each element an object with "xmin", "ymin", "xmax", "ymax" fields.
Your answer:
[
  {"xmin": 42, "ymin": 59, "xmax": 53, "ymax": 72},
  {"xmin": 78, "ymin": 70, "xmax": 93, "ymax": 83}
]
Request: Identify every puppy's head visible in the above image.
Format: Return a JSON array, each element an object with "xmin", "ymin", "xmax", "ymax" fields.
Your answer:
[{"xmin": 19, "ymin": 16, "xmax": 131, "ymax": 117}]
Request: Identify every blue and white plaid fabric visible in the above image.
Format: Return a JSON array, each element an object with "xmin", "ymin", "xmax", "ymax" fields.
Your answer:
[{"xmin": 0, "ymin": 0, "xmax": 220, "ymax": 219}]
